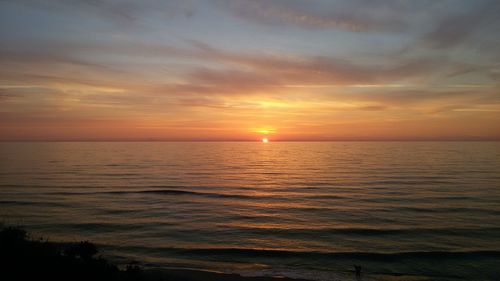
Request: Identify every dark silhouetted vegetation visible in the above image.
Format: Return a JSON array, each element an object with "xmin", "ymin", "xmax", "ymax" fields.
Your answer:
[
  {"xmin": 0, "ymin": 225, "xmax": 145, "ymax": 281},
  {"xmin": 0, "ymin": 225, "xmax": 313, "ymax": 281}
]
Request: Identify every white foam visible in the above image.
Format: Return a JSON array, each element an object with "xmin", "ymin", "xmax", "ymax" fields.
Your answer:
[{"xmin": 225, "ymin": 267, "xmax": 376, "ymax": 281}]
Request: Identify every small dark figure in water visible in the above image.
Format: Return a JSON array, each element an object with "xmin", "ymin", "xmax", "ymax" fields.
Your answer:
[{"xmin": 354, "ymin": 265, "xmax": 362, "ymax": 279}]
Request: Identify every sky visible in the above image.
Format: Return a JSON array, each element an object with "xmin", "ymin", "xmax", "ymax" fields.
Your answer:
[{"xmin": 1, "ymin": 0, "xmax": 500, "ymax": 141}]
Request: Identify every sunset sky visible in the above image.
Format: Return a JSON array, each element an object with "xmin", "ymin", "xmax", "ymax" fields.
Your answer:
[{"xmin": 1, "ymin": 0, "xmax": 499, "ymax": 141}]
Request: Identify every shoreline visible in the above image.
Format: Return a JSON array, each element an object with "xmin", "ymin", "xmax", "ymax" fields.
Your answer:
[
  {"xmin": 143, "ymin": 268, "xmax": 315, "ymax": 281},
  {"xmin": 143, "ymin": 266, "xmax": 378, "ymax": 281}
]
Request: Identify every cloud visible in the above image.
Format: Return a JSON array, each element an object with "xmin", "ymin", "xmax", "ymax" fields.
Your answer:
[
  {"xmin": 4, "ymin": 37, "xmax": 485, "ymax": 116},
  {"xmin": 1, "ymin": 38, "xmax": 451, "ymax": 96},
  {"xmin": 421, "ymin": 0, "xmax": 500, "ymax": 49},
  {"xmin": 0, "ymin": 89, "xmax": 11, "ymax": 101},
  {"xmin": 157, "ymin": 50, "xmax": 452, "ymax": 97},
  {"xmin": 216, "ymin": 0, "xmax": 409, "ymax": 32},
  {"xmin": 357, "ymin": 105, "xmax": 387, "ymax": 111},
  {"xmin": 5, "ymin": 0, "xmax": 196, "ymax": 25},
  {"xmin": 327, "ymin": 87, "xmax": 500, "ymax": 115}
]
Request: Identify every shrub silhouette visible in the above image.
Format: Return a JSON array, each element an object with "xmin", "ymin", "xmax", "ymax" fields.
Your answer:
[
  {"xmin": 0, "ymin": 226, "xmax": 145, "ymax": 281},
  {"xmin": 0, "ymin": 226, "xmax": 27, "ymax": 242},
  {"xmin": 65, "ymin": 241, "xmax": 98, "ymax": 260}
]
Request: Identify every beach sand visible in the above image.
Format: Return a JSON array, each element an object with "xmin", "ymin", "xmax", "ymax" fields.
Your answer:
[
  {"xmin": 144, "ymin": 268, "xmax": 314, "ymax": 281},
  {"xmin": 142, "ymin": 267, "xmax": 372, "ymax": 281}
]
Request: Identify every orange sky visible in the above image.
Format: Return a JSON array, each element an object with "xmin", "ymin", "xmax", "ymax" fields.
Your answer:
[{"xmin": 1, "ymin": 0, "xmax": 499, "ymax": 141}]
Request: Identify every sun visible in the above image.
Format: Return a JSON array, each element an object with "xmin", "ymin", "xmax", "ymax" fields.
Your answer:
[{"xmin": 262, "ymin": 138, "xmax": 269, "ymax": 143}]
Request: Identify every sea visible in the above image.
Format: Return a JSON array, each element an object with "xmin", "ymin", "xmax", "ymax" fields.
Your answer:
[{"xmin": 1, "ymin": 142, "xmax": 499, "ymax": 281}]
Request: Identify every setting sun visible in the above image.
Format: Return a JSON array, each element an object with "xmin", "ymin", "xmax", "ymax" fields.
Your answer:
[{"xmin": 262, "ymin": 138, "xmax": 269, "ymax": 143}]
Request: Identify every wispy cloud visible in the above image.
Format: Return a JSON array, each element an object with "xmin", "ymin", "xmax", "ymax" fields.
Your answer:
[
  {"xmin": 421, "ymin": 0, "xmax": 500, "ymax": 49},
  {"xmin": 7, "ymin": 0, "xmax": 196, "ymax": 25},
  {"xmin": 216, "ymin": 0, "xmax": 410, "ymax": 32}
]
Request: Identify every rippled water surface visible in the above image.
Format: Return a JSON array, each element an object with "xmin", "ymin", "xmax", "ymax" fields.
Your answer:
[{"xmin": 1, "ymin": 142, "xmax": 500, "ymax": 280}]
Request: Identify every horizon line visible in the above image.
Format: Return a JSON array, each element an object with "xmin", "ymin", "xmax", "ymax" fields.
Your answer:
[{"xmin": 1, "ymin": 139, "xmax": 499, "ymax": 142}]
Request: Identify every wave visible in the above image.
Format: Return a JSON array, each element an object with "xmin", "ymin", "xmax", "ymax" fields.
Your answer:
[
  {"xmin": 104, "ymin": 189, "xmax": 252, "ymax": 199},
  {"xmin": 386, "ymin": 206, "xmax": 500, "ymax": 215},
  {"xmin": 103, "ymin": 244, "xmax": 500, "ymax": 261},
  {"xmin": 0, "ymin": 184, "xmax": 190, "ymax": 189},
  {"xmin": 183, "ymin": 248, "xmax": 500, "ymax": 260},
  {"xmin": 366, "ymin": 180, "xmax": 454, "ymax": 185},
  {"xmin": 0, "ymin": 200, "xmax": 67, "ymax": 207},
  {"xmin": 34, "ymin": 221, "xmax": 175, "ymax": 233},
  {"xmin": 215, "ymin": 226, "xmax": 500, "ymax": 239},
  {"xmin": 23, "ymin": 220, "xmax": 500, "ymax": 238},
  {"xmin": 16, "ymin": 188, "xmax": 253, "ymax": 199},
  {"xmin": 109, "ymin": 190, "xmax": 351, "ymax": 201}
]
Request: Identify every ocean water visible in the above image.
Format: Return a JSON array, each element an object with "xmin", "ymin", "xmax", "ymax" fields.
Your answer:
[{"xmin": 1, "ymin": 142, "xmax": 500, "ymax": 281}]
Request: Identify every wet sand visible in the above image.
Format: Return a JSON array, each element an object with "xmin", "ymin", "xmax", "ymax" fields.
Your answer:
[
  {"xmin": 143, "ymin": 267, "xmax": 376, "ymax": 281},
  {"xmin": 144, "ymin": 268, "xmax": 315, "ymax": 281}
]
